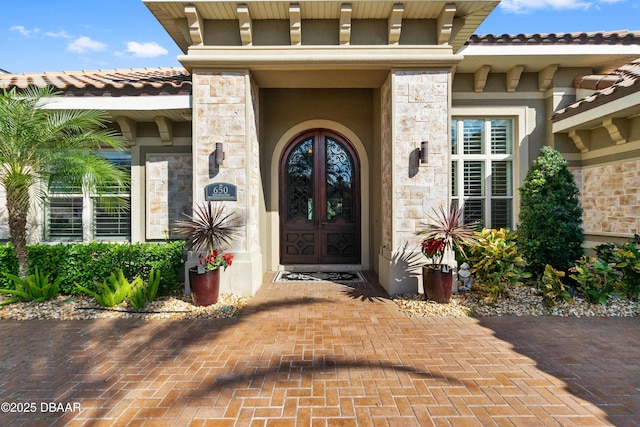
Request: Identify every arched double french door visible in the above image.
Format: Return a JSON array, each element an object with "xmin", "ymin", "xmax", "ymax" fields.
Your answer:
[{"xmin": 280, "ymin": 129, "xmax": 361, "ymax": 264}]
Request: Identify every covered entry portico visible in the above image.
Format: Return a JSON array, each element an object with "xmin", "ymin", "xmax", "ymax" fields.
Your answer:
[{"xmin": 144, "ymin": 0, "xmax": 500, "ymax": 295}]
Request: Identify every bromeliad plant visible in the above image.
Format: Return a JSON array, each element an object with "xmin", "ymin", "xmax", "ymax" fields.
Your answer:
[
  {"xmin": 0, "ymin": 266, "xmax": 61, "ymax": 306},
  {"xmin": 417, "ymin": 204, "xmax": 479, "ymax": 271},
  {"xmin": 76, "ymin": 269, "xmax": 136, "ymax": 308},
  {"xmin": 173, "ymin": 201, "xmax": 242, "ymax": 271},
  {"xmin": 76, "ymin": 268, "xmax": 161, "ymax": 309}
]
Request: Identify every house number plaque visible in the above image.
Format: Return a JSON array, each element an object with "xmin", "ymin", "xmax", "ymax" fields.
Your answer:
[{"xmin": 204, "ymin": 182, "xmax": 237, "ymax": 201}]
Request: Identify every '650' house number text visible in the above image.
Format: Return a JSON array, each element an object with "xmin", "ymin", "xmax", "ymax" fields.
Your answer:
[{"xmin": 204, "ymin": 183, "xmax": 237, "ymax": 201}]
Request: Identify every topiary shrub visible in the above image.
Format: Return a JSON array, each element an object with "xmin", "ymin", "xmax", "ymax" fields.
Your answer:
[{"xmin": 517, "ymin": 146, "xmax": 584, "ymax": 278}]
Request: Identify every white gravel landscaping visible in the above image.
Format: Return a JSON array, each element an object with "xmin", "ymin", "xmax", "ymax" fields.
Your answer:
[
  {"xmin": 393, "ymin": 285, "xmax": 640, "ymax": 317},
  {"xmin": 1, "ymin": 283, "xmax": 638, "ymax": 320},
  {"xmin": 0, "ymin": 293, "xmax": 251, "ymax": 320}
]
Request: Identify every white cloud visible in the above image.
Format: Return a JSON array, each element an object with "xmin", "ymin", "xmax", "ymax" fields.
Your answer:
[
  {"xmin": 67, "ymin": 36, "xmax": 107, "ymax": 53},
  {"xmin": 124, "ymin": 41, "xmax": 168, "ymax": 58},
  {"xmin": 499, "ymin": 0, "xmax": 600, "ymax": 13},
  {"xmin": 44, "ymin": 30, "xmax": 72, "ymax": 39},
  {"xmin": 10, "ymin": 25, "xmax": 39, "ymax": 37}
]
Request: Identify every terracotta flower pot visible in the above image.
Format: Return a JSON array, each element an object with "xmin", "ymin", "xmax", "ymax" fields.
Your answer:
[
  {"xmin": 423, "ymin": 266, "xmax": 452, "ymax": 303},
  {"xmin": 188, "ymin": 267, "xmax": 220, "ymax": 306}
]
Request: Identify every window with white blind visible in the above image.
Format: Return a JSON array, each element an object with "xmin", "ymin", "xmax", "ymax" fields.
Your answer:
[
  {"xmin": 452, "ymin": 118, "xmax": 514, "ymax": 229},
  {"xmin": 45, "ymin": 152, "xmax": 131, "ymax": 241}
]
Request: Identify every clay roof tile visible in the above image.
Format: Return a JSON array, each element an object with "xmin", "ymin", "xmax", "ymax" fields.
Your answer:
[
  {"xmin": 0, "ymin": 67, "xmax": 192, "ymax": 94},
  {"xmin": 468, "ymin": 30, "xmax": 640, "ymax": 45},
  {"xmin": 553, "ymin": 58, "xmax": 640, "ymax": 121}
]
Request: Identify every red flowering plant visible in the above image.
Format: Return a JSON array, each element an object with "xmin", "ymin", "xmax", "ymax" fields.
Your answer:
[
  {"xmin": 174, "ymin": 201, "xmax": 242, "ymax": 273},
  {"xmin": 421, "ymin": 237, "xmax": 447, "ymax": 266},
  {"xmin": 417, "ymin": 204, "xmax": 479, "ymax": 270},
  {"xmin": 199, "ymin": 249, "xmax": 234, "ymax": 271}
]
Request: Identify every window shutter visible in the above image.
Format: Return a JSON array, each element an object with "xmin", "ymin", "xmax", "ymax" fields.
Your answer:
[
  {"xmin": 464, "ymin": 199, "xmax": 484, "ymax": 226},
  {"xmin": 463, "ymin": 120, "xmax": 484, "ymax": 155},
  {"xmin": 453, "ymin": 118, "xmax": 514, "ymax": 229},
  {"xmin": 490, "ymin": 119, "xmax": 511, "ymax": 154},
  {"xmin": 491, "ymin": 199, "xmax": 512, "ymax": 229},
  {"xmin": 491, "ymin": 162, "xmax": 512, "ymax": 196},
  {"xmin": 94, "ymin": 152, "xmax": 131, "ymax": 240},
  {"xmin": 94, "ymin": 198, "xmax": 131, "ymax": 238},
  {"xmin": 48, "ymin": 197, "xmax": 83, "ymax": 241},
  {"xmin": 464, "ymin": 161, "xmax": 484, "ymax": 197}
]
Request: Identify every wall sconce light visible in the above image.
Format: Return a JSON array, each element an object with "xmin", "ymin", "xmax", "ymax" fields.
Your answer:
[
  {"xmin": 215, "ymin": 142, "xmax": 225, "ymax": 166},
  {"xmin": 419, "ymin": 141, "xmax": 428, "ymax": 164}
]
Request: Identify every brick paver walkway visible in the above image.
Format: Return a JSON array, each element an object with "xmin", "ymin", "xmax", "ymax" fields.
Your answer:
[{"xmin": 1, "ymin": 272, "xmax": 638, "ymax": 426}]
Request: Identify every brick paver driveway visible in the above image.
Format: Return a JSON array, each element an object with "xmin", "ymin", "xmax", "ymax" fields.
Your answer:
[{"xmin": 1, "ymin": 272, "xmax": 638, "ymax": 426}]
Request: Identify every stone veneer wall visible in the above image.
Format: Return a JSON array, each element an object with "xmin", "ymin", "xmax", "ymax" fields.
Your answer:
[
  {"xmin": 146, "ymin": 154, "xmax": 192, "ymax": 240},
  {"xmin": 193, "ymin": 71, "xmax": 250, "ymax": 249},
  {"xmin": 191, "ymin": 70, "xmax": 262, "ymax": 295},
  {"xmin": 578, "ymin": 159, "xmax": 640, "ymax": 236},
  {"xmin": 390, "ymin": 70, "xmax": 450, "ymax": 249},
  {"xmin": 378, "ymin": 70, "xmax": 451, "ymax": 295},
  {"xmin": 380, "ymin": 75, "xmax": 392, "ymax": 250}
]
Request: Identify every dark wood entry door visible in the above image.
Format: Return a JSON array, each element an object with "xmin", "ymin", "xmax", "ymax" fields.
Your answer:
[{"xmin": 280, "ymin": 129, "xmax": 361, "ymax": 264}]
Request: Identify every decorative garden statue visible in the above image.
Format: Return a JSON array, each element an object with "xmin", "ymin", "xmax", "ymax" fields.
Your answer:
[{"xmin": 458, "ymin": 263, "xmax": 473, "ymax": 292}]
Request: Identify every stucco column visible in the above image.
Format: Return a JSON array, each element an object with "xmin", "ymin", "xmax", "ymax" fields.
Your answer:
[
  {"xmin": 190, "ymin": 70, "xmax": 263, "ymax": 296},
  {"xmin": 378, "ymin": 69, "xmax": 451, "ymax": 295}
]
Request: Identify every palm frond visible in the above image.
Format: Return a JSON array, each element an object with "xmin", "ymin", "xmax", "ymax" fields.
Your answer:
[{"xmin": 47, "ymin": 150, "xmax": 129, "ymax": 190}]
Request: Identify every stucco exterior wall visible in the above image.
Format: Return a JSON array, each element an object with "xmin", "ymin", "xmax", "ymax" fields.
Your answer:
[{"xmin": 259, "ymin": 88, "xmax": 375, "ymax": 169}]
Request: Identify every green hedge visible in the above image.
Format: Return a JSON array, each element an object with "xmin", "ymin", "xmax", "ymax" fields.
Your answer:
[
  {"xmin": 0, "ymin": 243, "xmax": 19, "ymax": 289},
  {"xmin": 0, "ymin": 241, "xmax": 185, "ymax": 296}
]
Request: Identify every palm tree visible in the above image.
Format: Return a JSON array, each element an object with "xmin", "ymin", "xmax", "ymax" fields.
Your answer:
[{"xmin": 0, "ymin": 86, "xmax": 129, "ymax": 278}]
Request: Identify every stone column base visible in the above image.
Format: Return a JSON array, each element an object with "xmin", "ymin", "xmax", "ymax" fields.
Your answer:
[
  {"xmin": 378, "ymin": 246, "xmax": 420, "ymax": 296},
  {"xmin": 378, "ymin": 246, "xmax": 458, "ymax": 296}
]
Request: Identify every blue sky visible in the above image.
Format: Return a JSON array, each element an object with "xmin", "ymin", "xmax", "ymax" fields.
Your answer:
[{"xmin": 3, "ymin": 0, "xmax": 639, "ymax": 74}]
